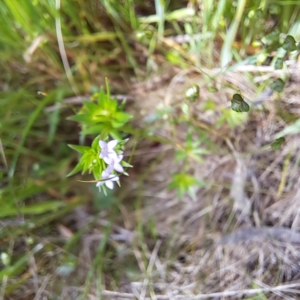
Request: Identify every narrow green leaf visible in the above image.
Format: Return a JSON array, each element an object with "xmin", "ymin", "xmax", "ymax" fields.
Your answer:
[
  {"xmin": 82, "ymin": 124, "xmax": 106, "ymax": 135},
  {"xmin": 139, "ymin": 7, "xmax": 194, "ymax": 23},
  {"xmin": 67, "ymin": 161, "xmax": 83, "ymax": 177},
  {"xmin": 0, "ymin": 201, "xmax": 66, "ymax": 217},
  {"xmin": 68, "ymin": 144, "xmax": 90, "ymax": 154},
  {"xmin": 121, "ymin": 160, "xmax": 133, "ymax": 168},
  {"xmin": 220, "ymin": 0, "xmax": 247, "ymax": 67},
  {"xmin": 47, "ymin": 90, "xmax": 64, "ymax": 145},
  {"xmin": 82, "ymin": 100, "xmax": 99, "ymax": 114},
  {"xmin": 0, "ymin": 244, "xmax": 44, "ymax": 280},
  {"xmin": 64, "ymin": 32, "xmax": 117, "ymax": 42},
  {"xmin": 68, "ymin": 113, "xmax": 93, "ymax": 124},
  {"xmin": 111, "ymin": 112, "xmax": 132, "ymax": 128},
  {"xmin": 275, "ymin": 119, "xmax": 300, "ymax": 138},
  {"xmin": 9, "ymin": 93, "xmax": 55, "ymax": 178}
]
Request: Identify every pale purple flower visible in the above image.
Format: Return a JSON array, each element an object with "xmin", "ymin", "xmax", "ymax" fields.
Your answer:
[
  {"xmin": 96, "ymin": 170, "xmax": 119, "ymax": 190},
  {"xmin": 102, "ymin": 155, "xmax": 124, "ymax": 177},
  {"xmin": 99, "ymin": 140, "xmax": 118, "ymax": 164},
  {"xmin": 109, "ymin": 154, "xmax": 124, "ymax": 173}
]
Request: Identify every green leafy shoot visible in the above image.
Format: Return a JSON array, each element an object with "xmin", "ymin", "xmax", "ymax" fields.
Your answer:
[
  {"xmin": 67, "ymin": 86, "xmax": 133, "ymax": 194},
  {"xmin": 67, "ymin": 142, "xmax": 101, "ymax": 178},
  {"xmin": 68, "ymin": 88, "xmax": 132, "ymax": 136},
  {"xmin": 67, "ymin": 136, "xmax": 132, "ymax": 194}
]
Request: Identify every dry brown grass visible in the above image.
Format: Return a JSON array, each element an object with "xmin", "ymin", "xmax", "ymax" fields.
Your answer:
[{"xmin": 109, "ymin": 63, "xmax": 300, "ymax": 300}]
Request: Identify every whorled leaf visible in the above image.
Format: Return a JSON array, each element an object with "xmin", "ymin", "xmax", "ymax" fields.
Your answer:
[
  {"xmin": 231, "ymin": 94, "xmax": 250, "ymax": 113},
  {"xmin": 270, "ymin": 78, "xmax": 285, "ymax": 93},
  {"xmin": 282, "ymin": 35, "xmax": 297, "ymax": 52}
]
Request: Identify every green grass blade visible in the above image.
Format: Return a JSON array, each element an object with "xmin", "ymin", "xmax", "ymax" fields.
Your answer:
[
  {"xmin": 9, "ymin": 93, "xmax": 55, "ymax": 178},
  {"xmin": 221, "ymin": 0, "xmax": 247, "ymax": 67}
]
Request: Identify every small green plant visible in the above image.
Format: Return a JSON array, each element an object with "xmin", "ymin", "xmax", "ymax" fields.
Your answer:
[
  {"xmin": 68, "ymin": 82, "xmax": 133, "ymax": 194},
  {"xmin": 271, "ymin": 137, "xmax": 285, "ymax": 150},
  {"xmin": 231, "ymin": 93, "xmax": 250, "ymax": 113},
  {"xmin": 175, "ymin": 130, "xmax": 209, "ymax": 164},
  {"xmin": 169, "ymin": 173, "xmax": 204, "ymax": 201},
  {"xmin": 168, "ymin": 91, "xmax": 211, "ymax": 200}
]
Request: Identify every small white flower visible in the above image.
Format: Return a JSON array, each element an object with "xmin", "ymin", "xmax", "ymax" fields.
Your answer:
[
  {"xmin": 99, "ymin": 140, "xmax": 118, "ymax": 163},
  {"xmin": 96, "ymin": 170, "xmax": 119, "ymax": 190},
  {"xmin": 107, "ymin": 154, "xmax": 124, "ymax": 173}
]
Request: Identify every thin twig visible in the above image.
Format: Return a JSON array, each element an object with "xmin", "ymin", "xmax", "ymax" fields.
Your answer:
[
  {"xmin": 0, "ymin": 139, "xmax": 8, "ymax": 170},
  {"xmin": 202, "ymin": 61, "xmax": 299, "ymax": 74},
  {"xmin": 33, "ymin": 275, "xmax": 51, "ymax": 300},
  {"xmin": 140, "ymin": 240, "xmax": 162, "ymax": 300},
  {"xmin": 95, "ymin": 283, "xmax": 300, "ymax": 299},
  {"xmin": 44, "ymin": 94, "xmax": 135, "ymax": 112}
]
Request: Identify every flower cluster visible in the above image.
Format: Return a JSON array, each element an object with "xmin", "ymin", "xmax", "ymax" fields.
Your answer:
[{"xmin": 96, "ymin": 140, "xmax": 124, "ymax": 190}]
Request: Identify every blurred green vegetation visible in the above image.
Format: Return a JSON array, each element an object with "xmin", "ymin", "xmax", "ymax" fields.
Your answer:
[{"xmin": 1, "ymin": 0, "xmax": 300, "ymax": 297}]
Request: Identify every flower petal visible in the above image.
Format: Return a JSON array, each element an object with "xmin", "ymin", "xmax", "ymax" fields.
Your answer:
[
  {"xmin": 103, "ymin": 156, "xmax": 114, "ymax": 164},
  {"xmin": 96, "ymin": 181, "xmax": 103, "ymax": 187},
  {"xmin": 104, "ymin": 164, "xmax": 114, "ymax": 175},
  {"xmin": 117, "ymin": 154, "xmax": 123, "ymax": 162},
  {"xmin": 107, "ymin": 140, "xmax": 118, "ymax": 150},
  {"xmin": 111, "ymin": 175, "xmax": 119, "ymax": 181},
  {"xmin": 99, "ymin": 140, "xmax": 107, "ymax": 149},
  {"xmin": 109, "ymin": 150, "xmax": 118, "ymax": 157},
  {"xmin": 105, "ymin": 180, "xmax": 114, "ymax": 189},
  {"xmin": 114, "ymin": 163, "xmax": 124, "ymax": 173}
]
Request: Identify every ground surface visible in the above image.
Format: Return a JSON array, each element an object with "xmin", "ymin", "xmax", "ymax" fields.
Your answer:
[{"xmin": 6, "ymin": 64, "xmax": 300, "ymax": 300}]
